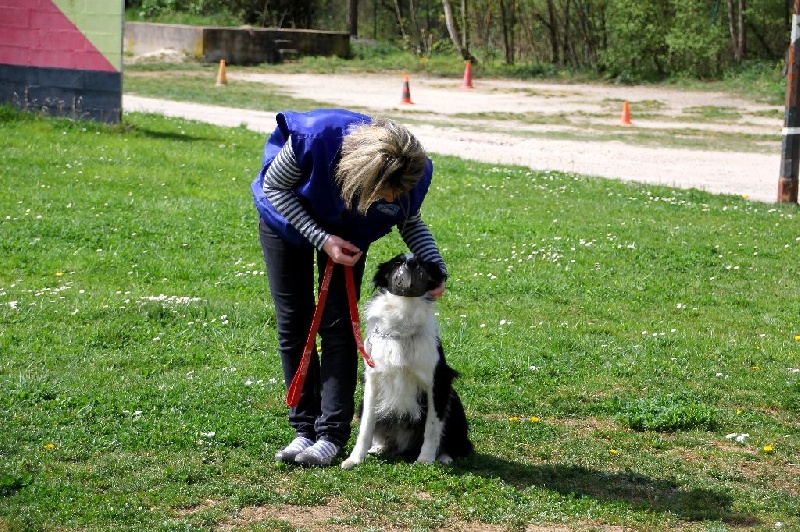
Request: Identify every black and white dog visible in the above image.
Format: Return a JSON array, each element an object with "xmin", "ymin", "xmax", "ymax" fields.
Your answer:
[{"xmin": 342, "ymin": 253, "xmax": 473, "ymax": 469}]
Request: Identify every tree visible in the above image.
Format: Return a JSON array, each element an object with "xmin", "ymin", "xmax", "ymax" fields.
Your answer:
[
  {"xmin": 665, "ymin": 0, "xmax": 726, "ymax": 78},
  {"xmin": 727, "ymin": 0, "xmax": 746, "ymax": 62},
  {"xmin": 498, "ymin": 0, "xmax": 514, "ymax": 65},
  {"xmin": 348, "ymin": 0, "xmax": 358, "ymax": 36},
  {"xmin": 442, "ymin": 0, "xmax": 477, "ymax": 62},
  {"xmin": 599, "ymin": 0, "xmax": 671, "ymax": 81},
  {"xmin": 527, "ymin": 0, "xmax": 563, "ymax": 65},
  {"xmin": 127, "ymin": 0, "xmax": 787, "ymax": 78}
]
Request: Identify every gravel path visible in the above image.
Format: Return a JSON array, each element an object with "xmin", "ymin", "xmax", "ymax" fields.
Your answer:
[{"xmin": 124, "ymin": 72, "xmax": 786, "ymax": 203}]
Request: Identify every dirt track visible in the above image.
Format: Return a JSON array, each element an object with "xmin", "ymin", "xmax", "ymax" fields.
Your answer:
[{"xmin": 124, "ymin": 71, "xmax": 786, "ymax": 202}]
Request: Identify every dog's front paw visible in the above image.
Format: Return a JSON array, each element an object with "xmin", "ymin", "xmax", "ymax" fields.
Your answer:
[
  {"xmin": 368, "ymin": 443, "xmax": 386, "ymax": 455},
  {"xmin": 341, "ymin": 456, "xmax": 361, "ymax": 469},
  {"xmin": 437, "ymin": 453, "xmax": 453, "ymax": 465},
  {"xmin": 415, "ymin": 453, "xmax": 436, "ymax": 464}
]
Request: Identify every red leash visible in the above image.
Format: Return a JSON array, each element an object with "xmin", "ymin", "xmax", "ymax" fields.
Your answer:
[{"xmin": 286, "ymin": 257, "xmax": 375, "ymax": 407}]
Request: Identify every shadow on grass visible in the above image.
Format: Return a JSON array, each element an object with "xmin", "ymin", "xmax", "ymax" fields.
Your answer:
[
  {"xmin": 131, "ymin": 124, "xmax": 208, "ymax": 142},
  {"xmin": 459, "ymin": 453, "xmax": 758, "ymax": 526}
]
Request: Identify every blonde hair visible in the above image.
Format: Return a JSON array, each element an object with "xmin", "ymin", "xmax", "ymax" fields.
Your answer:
[{"xmin": 335, "ymin": 118, "xmax": 427, "ymax": 215}]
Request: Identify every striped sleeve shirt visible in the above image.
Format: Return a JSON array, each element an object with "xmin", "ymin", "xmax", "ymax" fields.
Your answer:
[{"xmin": 262, "ymin": 140, "xmax": 447, "ymax": 277}]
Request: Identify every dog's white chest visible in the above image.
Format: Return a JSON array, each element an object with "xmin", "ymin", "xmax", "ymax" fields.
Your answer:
[
  {"xmin": 367, "ymin": 333, "xmax": 438, "ymax": 380},
  {"xmin": 364, "ymin": 293, "xmax": 440, "ymax": 418}
]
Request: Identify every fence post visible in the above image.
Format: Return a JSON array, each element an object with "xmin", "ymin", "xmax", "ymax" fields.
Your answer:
[{"xmin": 779, "ymin": 0, "xmax": 800, "ymax": 204}]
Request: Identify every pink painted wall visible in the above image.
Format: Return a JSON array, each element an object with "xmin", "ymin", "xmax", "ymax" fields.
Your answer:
[
  {"xmin": 0, "ymin": 0, "xmax": 123, "ymax": 122},
  {"xmin": 0, "ymin": 0, "xmax": 117, "ymax": 71}
]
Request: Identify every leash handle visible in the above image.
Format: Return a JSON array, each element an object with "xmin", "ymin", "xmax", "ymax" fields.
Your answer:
[{"xmin": 286, "ymin": 257, "xmax": 374, "ymax": 407}]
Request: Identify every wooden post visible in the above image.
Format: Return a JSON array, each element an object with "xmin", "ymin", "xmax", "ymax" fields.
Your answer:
[{"xmin": 779, "ymin": 0, "xmax": 800, "ymax": 203}]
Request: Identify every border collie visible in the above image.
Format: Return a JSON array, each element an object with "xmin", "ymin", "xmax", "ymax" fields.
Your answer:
[{"xmin": 342, "ymin": 254, "xmax": 473, "ymax": 468}]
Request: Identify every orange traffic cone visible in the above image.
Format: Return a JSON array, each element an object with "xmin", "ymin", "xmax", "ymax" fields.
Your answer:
[
  {"xmin": 620, "ymin": 101, "xmax": 632, "ymax": 125},
  {"xmin": 215, "ymin": 59, "xmax": 228, "ymax": 87},
  {"xmin": 461, "ymin": 60, "xmax": 473, "ymax": 89},
  {"xmin": 401, "ymin": 75, "xmax": 413, "ymax": 104}
]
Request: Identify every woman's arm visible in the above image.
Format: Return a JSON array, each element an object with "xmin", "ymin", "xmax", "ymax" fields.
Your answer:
[
  {"xmin": 399, "ymin": 213, "xmax": 446, "ymax": 274},
  {"xmin": 263, "ymin": 141, "xmax": 362, "ymax": 264},
  {"xmin": 262, "ymin": 141, "xmax": 330, "ymax": 249},
  {"xmin": 399, "ymin": 213, "xmax": 447, "ymax": 298}
]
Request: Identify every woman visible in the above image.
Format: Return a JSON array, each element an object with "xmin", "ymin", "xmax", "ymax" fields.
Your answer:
[{"xmin": 251, "ymin": 109, "xmax": 447, "ymax": 466}]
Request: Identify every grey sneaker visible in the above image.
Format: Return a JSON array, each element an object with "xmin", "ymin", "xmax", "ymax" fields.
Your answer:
[
  {"xmin": 295, "ymin": 439, "xmax": 341, "ymax": 467},
  {"xmin": 274, "ymin": 436, "xmax": 314, "ymax": 463}
]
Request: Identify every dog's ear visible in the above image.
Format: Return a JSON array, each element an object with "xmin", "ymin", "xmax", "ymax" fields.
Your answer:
[
  {"xmin": 372, "ymin": 261, "xmax": 392, "ymax": 289},
  {"xmin": 372, "ymin": 254, "xmax": 405, "ymax": 289},
  {"xmin": 420, "ymin": 259, "xmax": 446, "ymax": 290}
]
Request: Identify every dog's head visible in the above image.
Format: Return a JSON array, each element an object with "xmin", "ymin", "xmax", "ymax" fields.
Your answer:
[{"xmin": 373, "ymin": 254, "xmax": 445, "ymax": 297}]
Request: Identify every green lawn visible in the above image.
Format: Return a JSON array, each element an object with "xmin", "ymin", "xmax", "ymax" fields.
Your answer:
[{"xmin": 1, "ymin": 107, "xmax": 798, "ymax": 530}]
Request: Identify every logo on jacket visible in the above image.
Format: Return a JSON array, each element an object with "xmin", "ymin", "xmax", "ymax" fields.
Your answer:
[{"xmin": 376, "ymin": 203, "xmax": 400, "ymax": 216}]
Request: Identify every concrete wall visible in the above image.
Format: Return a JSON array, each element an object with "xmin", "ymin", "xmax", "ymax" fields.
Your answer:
[
  {"xmin": 125, "ymin": 22, "xmax": 350, "ymax": 65},
  {"xmin": 0, "ymin": 0, "xmax": 123, "ymax": 124},
  {"xmin": 202, "ymin": 27, "xmax": 281, "ymax": 64},
  {"xmin": 124, "ymin": 22, "xmax": 205, "ymax": 58}
]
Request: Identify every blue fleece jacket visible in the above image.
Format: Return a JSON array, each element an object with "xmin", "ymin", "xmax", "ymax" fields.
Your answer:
[{"xmin": 251, "ymin": 109, "xmax": 433, "ymax": 249}]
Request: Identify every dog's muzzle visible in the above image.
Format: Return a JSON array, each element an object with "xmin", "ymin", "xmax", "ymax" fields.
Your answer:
[{"xmin": 387, "ymin": 259, "xmax": 432, "ymax": 297}]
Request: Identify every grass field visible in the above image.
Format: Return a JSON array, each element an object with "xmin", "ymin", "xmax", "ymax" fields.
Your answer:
[{"xmin": 1, "ymin": 106, "xmax": 799, "ymax": 530}]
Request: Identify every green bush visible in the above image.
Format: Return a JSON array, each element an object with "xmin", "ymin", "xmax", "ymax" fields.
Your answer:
[
  {"xmin": 665, "ymin": 0, "xmax": 728, "ymax": 79},
  {"xmin": 599, "ymin": 0, "xmax": 670, "ymax": 81},
  {"xmin": 616, "ymin": 393, "xmax": 720, "ymax": 432}
]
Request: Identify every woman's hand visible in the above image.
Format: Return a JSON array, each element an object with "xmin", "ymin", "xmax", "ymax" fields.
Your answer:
[
  {"xmin": 427, "ymin": 282, "xmax": 446, "ymax": 300},
  {"xmin": 322, "ymin": 235, "xmax": 362, "ymax": 266}
]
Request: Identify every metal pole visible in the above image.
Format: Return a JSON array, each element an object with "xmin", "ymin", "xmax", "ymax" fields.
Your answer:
[{"xmin": 779, "ymin": 0, "xmax": 800, "ymax": 203}]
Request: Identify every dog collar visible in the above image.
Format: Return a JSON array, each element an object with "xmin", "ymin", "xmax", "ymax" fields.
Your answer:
[
  {"xmin": 371, "ymin": 325, "xmax": 416, "ymax": 340},
  {"xmin": 381, "ymin": 289, "xmax": 435, "ymax": 302}
]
